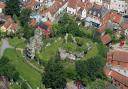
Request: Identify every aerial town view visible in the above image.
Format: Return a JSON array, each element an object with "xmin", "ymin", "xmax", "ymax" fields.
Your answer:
[{"xmin": 0, "ymin": 0, "xmax": 128, "ymax": 89}]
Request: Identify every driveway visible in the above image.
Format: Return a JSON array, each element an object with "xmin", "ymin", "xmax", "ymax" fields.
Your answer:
[{"xmin": 0, "ymin": 39, "xmax": 13, "ymax": 58}]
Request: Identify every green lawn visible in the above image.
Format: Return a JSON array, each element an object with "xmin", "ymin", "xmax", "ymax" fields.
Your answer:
[
  {"xmin": 39, "ymin": 37, "xmax": 98, "ymax": 63},
  {"xmin": 82, "ymin": 43, "xmax": 98, "ymax": 60},
  {"xmin": 10, "ymin": 82, "xmax": 21, "ymax": 89},
  {"xmin": 4, "ymin": 49, "xmax": 42, "ymax": 89},
  {"xmin": 8, "ymin": 37, "xmax": 26, "ymax": 48},
  {"xmin": 0, "ymin": 40, "xmax": 2, "ymax": 47},
  {"xmin": 39, "ymin": 38, "xmax": 64, "ymax": 63}
]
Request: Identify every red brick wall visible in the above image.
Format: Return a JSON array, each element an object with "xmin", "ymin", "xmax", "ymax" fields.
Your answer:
[{"xmin": 111, "ymin": 61, "xmax": 128, "ymax": 68}]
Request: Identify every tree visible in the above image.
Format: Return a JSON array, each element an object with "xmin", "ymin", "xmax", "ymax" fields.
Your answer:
[
  {"xmin": 86, "ymin": 56, "xmax": 105, "ymax": 81},
  {"xmin": 22, "ymin": 25, "xmax": 35, "ymax": 40},
  {"xmin": 57, "ymin": 13, "xmax": 85, "ymax": 37},
  {"xmin": 4, "ymin": 0, "xmax": 21, "ymax": 16},
  {"xmin": 87, "ymin": 79, "xmax": 106, "ymax": 89},
  {"xmin": 75, "ymin": 56, "xmax": 106, "ymax": 83},
  {"xmin": 0, "ymin": 57, "xmax": 19, "ymax": 81},
  {"xmin": 43, "ymin": 57, "xmax": 66, "ymax": 89},
  {"xmin": 19, "ymin": 8, "xmax": 32, "ymax": 27},
  {"xmin": 21, "ymin": 82, "xmax": 29, "ymax": 89}
]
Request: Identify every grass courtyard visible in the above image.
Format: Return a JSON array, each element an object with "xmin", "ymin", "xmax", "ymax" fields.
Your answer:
[
  {"xmin": 8, "ymin": 37, "xmax": 26, "ymax": 48},
  {"xmin": 3, "ymin": 48, "xmax": 42, "ymax": 89},
  {"xmin": 0, "ymin": 40, "xmax": 2, "ymax": 47},
  {"xmin": 39, "ymin": 37, "xmax": 98, "ymax": 63}
]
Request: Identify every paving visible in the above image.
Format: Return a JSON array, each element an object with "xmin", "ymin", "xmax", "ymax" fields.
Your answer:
[{"xmin": 0, "ymin": 39, "xmax": 13, "ymax": 58}]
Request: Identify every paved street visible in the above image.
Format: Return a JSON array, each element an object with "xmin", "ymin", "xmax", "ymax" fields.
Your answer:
[{"xmin": 0, "ymin": 39, "xmax": 13, "ymax": 58}]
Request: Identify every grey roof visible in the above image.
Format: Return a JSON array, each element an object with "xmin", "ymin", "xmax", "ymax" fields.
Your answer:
[{"xmin": 88, "ymin": 6, "xmax": 109, "ymax": 18}]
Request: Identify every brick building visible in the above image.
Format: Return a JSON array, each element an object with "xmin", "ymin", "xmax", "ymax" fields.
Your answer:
[{"xmin": 105, "ymin": 50, "xmax": 128, "ymax": 89}]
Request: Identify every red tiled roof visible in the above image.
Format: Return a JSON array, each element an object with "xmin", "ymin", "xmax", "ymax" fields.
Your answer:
[
  {"xmin": 30, "ymin": 19, "xmax": 37, "ymax": 26},
  {"xmin": 0, "ymin": 2, "xmax": 6, "ymax": 9},
  {"xmin": 97, "ymin": 24, "xmax": 107, "ymax": 33},
  {"xmin": 24, "ymin": 0, "xmax": 36, "ymax": 9},
  {"xmin": 3, "ymin": 18, "xmax": 13, "ymax": 29},
  {"xmin": 110, "ymin": 70, "xmax": 128, "ymax": 87},
  {"xmin": 112, "ymin": 51, "xmax": 128, "ymax": 63},
  {"xmin": 10, "ymin": 23, "xmax": 17, "ymax": 30},
  {"xmin": 101, "ymin": 34, "xmax": 111, "ymax": 44},
  {"xmin": 43, "ymin": 20, "xmax": 52, "ymax": 27},
  {"xmin": 121, "ymin": 23, "xmax": 128, "ymax": 30},
  {"xmin": 110, "ymin": 12, "xmax": 122, "ymax": 24},
  {"xmin": 68, "ymin": 0, "xmax": 78, "ymax": 8},
  {"xmin": 48, "ymin": 1, "xmax": 65, "ymax": 16}
]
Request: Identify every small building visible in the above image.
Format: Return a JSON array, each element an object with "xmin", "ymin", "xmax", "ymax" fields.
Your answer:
[
  {"xmin": 85, "ymin": 4, "xmax": 109, "ymax": 28},
  {"xmin": 110, "ymin": 0, "xmax": 128, "ymax": 15},
  {"xmin": 107, "ymin": 50, "xmax": 128, "ymax": 68},
  {"xmin": 105, "ymin": 50, "xmax": 128, "ymax": 89},
  {"xmin": 0, "ymin": 2, "xmax": 6, "ymax": 13},
  {"xmin": 101, "ymin": 34, "xmax": 112, "ymax": 46}
]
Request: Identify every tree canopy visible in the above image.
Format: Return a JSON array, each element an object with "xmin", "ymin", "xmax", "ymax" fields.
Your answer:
[
  {"xmin": 19, "ymin": 8, "xmax": 32, "ymax": 27},
  {"xmin": 75, "ymin": 56, "xmax": 106, "ymax": 84},
  {"xmin": 0, "ymin": 57, "xmax": 19, "ymax": 81},
  {"xmin": 87, "ymin": 79, "xmax": 106, "ymax": 89},
  {"xmin": 54, "ymin": 13, "xmax": 85, "ymax": 37},
  {"xmin": 21, "ymin": 25, "xmax": 35, "ymax": 40},
  {"xmin": 43, "ymin": 57, "xmax": 67, "ymax": 89},
  {"xmin": 4, "ymin": 0, "xmax": 21, "ymax": 16}
]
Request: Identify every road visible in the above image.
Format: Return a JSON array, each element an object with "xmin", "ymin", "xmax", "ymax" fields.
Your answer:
[{"xmin": 0, "ymin": 39, "xmax": 13, "ymax": 58}]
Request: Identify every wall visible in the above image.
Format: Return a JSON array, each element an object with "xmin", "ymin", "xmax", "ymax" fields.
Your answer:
[{"xmin": 67, "ymin": 7, "xmax": 77, "ymax": 15}]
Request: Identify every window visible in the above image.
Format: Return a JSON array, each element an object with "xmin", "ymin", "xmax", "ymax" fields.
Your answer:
[
  {"xmin": 89, "ymin": 11, "xmax": 92, "ymax": 14},
  {"xmin": 93, "ymin": 11, "xmax": 96, "ymax": 15}
]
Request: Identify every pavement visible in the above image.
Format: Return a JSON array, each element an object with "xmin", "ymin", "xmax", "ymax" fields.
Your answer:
[{"xmin": 0, "ymin": 39, "xmax": 13, "ymax": 58}]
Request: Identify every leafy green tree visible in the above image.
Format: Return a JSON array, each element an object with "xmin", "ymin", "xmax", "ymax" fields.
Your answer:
[
  {"xmin": 43, "ymin": 57, "xmax": 66, "ymax": 89},
  {"xmin": 76, "ymin": 56, "xmax": 106, "ymax": 82},
  {"xmin": 0, "ymin": 57, "xmax": 19, "ymax": 81},
  {"xmin": 57, "ymin": 13, "xmax": 85, "ymax": 37},
  {"xmin": 4, "ymin": 0, "xmax": 21, "ymax": 16},
  {"xmin": 52, "ymin": 23, "xmax": 61, "ymax": 36},
  {"xmin": 87, "ymin": 79, "xmax": 106, "ymax": 89},
  {"xmin": 19, "ymin": 8, "xmax": 32, "ymax": 26},
  {"xmin": 97, "ymin": 43, "xmax": 109, "ymax": 57},
  {"xmin": 21, "ymin": 82, "xmax": 29, "ymax": 89},
  {"xmin": 22, "ymin": 25, "xmax": 35, "ymax": 40},
  {"xmin": 86, "ymin": 56, "xmax": 105, "ymax": 81}
]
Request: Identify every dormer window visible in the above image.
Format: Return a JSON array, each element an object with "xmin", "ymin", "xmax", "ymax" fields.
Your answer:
[
  {"xmin": 98, "ymin": 14, "xmax": 100, "ymax": 17},
  {"xmin": 93, "ymin": 11, "xmax": 96, "ymax": 15},
  {"xmin": 89, "ymin": 11, "xmax": 92, "ymax": 14}
]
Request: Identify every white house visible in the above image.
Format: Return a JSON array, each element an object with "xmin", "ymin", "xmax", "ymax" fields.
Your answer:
[
  {"xmin": 85, "ymin": 4, "xmax": 109, "ymax": 27},
  {"xmin": 0, "ymin": 2, "xmax": 5, "ymax": 13},
  {"xmin": 66, "ymin": 0, "xmax": 78, "ymax": 15},
  {"xmin": 90, "ymin": 0, "xmax": 103, "ymax": 5},
  {"xmin": 110, "ymin": 0, "xmax": 128, "ymax": 15}
]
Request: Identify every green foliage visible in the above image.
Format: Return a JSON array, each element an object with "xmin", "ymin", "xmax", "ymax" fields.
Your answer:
[
  {"xmin": 62, "ymin": 61, "xmax": 77, "ymax": 80},
  {"xmin": 87, "ymin": 79, "xmax": 106, "ymax": 89},
  {"xmin": 22, "ymin": 25, "xmax": 35, "ymax": 40},
  {"xmin": 76, "ymin": 56, "xmax": 106, "ymax": 83},
  {"xmin": 4, "ymin": 0, "xmax": 21, "ymax": 16},
  {"xmin": 43, "ymin": 57, "xmax": 67, "ymax": 89},
  {"xmin": 106, "ymin": 29, "xmax": 113, "ymax": 35},
  {"xmin": 52, "ymin": 23, "xmax": 61, "ymax": 36},
  {"xmin": 19, "ymin": 8, "xmax": 32, "ymax": 27},
  {"xmin": 56, "ymin": 13, "xmax": 85, "ymax": 37},
  {"xmin": 97, "ymin": 43, "xmax": 109, "ymax": 57},
  {"xmin": 0, "ymin": 57, "xmax": 19, "ymax": 81},
  {"xmin": 21, "ymin": 82, "xmax": 29, "ymax": 89}
]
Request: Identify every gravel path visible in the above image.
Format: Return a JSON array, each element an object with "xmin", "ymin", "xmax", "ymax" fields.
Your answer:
[{"xmin": 0, "ymin": 39, "xmax": 13, "ymax": 58}]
